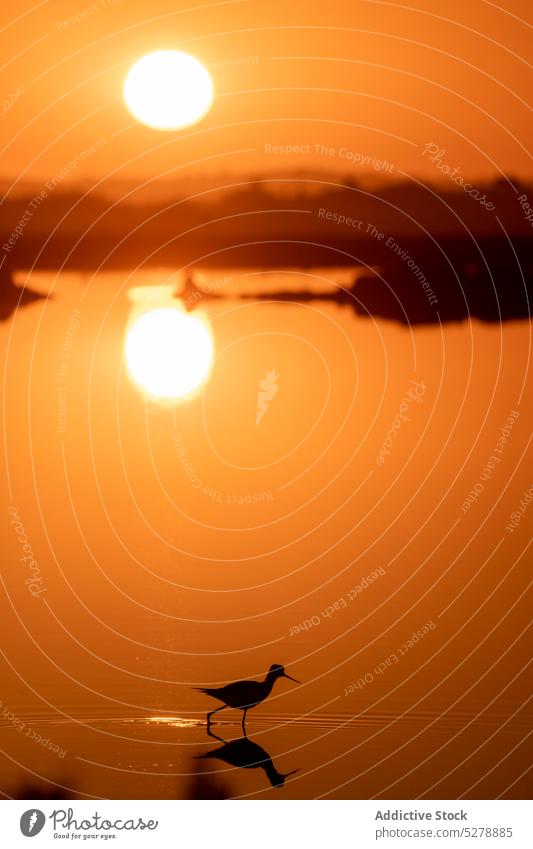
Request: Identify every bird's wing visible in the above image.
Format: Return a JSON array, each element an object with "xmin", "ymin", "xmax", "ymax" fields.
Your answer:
[{"xmin": 223, "ymin": 681, "xmax": 263, "ymax": 708}]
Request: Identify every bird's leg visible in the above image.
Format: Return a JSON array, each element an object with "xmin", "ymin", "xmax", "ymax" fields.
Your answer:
[
  {"xmin": 241, "ymin": 709, "xmax": 248, "ymax": 733},
  {"xmin": 207, "ymin": 725, "xmax": 226, "ymax": 743},
  {"xmin": 207, "ymin": 705, "xmax": 226, "ymax": 726}
]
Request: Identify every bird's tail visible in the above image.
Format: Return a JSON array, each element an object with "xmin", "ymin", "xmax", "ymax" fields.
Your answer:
[{"xmin": 194, "ymin": 687, "xmax": 218, "ymax": 698}]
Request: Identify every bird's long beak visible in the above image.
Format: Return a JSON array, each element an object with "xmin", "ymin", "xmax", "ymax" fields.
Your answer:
[{"xmin": 283, "ymin": 673, "xmax": 300, "ymax": 683}]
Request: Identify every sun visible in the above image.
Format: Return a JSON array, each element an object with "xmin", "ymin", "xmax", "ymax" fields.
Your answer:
[
  {"xmin": 125, "ymin": 307, "xmax": 214, "ymax": 400},
  {"xmin": 123, "ymin": 50, "xmax": 214, "ymax": 130}
]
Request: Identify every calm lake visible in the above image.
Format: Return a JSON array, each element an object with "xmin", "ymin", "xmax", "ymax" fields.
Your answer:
[{"xmin": 1, "ymin": 268, "xmax": 530, "ymax": 799}]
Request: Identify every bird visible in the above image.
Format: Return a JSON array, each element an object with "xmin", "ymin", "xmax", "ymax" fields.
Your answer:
[
  {"xmin": 195, "ymin": 664, "xmax": 300, "ymax": 731},
  {"xmin": 198, "ymin": 728, "xmax": 299, "ymax": 788}
]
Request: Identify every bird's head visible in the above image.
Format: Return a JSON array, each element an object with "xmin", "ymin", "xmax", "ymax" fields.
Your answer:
[{"xmin": 269, "ymin": 664, "xmax": 300, "ymax": 683}]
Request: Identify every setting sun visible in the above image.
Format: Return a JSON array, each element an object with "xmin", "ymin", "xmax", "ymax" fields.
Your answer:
[
  {"xmin": 123, "ymin": 50, "xmax": 214, "ymax": 130},
  {"xmin": 125, "ymin": 307, "xmax": 213, "ymax": 399}
]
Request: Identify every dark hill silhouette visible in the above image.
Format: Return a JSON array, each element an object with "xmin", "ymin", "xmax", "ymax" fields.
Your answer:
[
  {"xmin": 1, "ymin": 175, "xmax": 531, "ymax": 323},
  {"xmin": 0, "ymin": 263, "xmax": 47, "ymax": 321},
  {"xmin": 178, "ymin": 235, "xmax": 531, "ymax": 324}
]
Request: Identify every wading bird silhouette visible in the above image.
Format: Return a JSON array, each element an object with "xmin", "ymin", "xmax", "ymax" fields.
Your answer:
[
  {"xmin": 197, "ymin": 726, "xmax": 299, "ymax": 788},
  {"xmin": 195, "ymin": 664, "xmax": 300, "ymax": 731}
]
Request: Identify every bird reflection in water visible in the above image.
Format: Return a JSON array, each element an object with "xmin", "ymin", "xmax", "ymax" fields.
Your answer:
[{"xmin": 197, "ymin": 726, "xmax": 299, "ymax": 789}]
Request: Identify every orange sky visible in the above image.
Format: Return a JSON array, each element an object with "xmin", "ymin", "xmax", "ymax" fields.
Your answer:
[{"xmin": 1, "ymin": 0, "xmax": 532, "ymax": 189}]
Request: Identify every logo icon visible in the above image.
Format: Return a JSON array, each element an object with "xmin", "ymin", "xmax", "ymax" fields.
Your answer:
[
  {"xmin": 20, "ymin": 809, "xmax": 46, "ymax": 837},
  {"xmin": 256, "ymin": 368, "xmax": 279, "ymax": 425}
]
